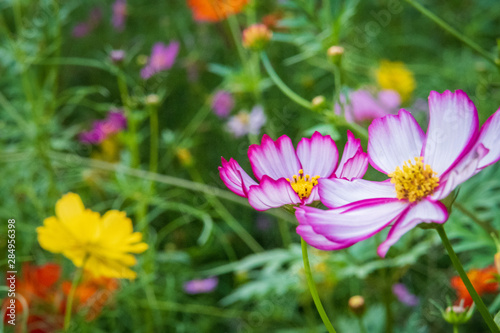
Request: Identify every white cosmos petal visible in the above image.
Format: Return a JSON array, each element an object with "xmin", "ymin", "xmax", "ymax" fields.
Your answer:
[
  {"xmin": 368, "ymin": 109, "xmax": 425, "ymax": 174},
  {"xmin": 318, "ymin": 178, "xmax": 397, "ymax": 208},
  {"xmin": 422, "ymin": 90, "xmax": 478, "ymax": 176},
  {"xmin": 377, "ymin": 199, "xmax": 448, "ymax": 257}
]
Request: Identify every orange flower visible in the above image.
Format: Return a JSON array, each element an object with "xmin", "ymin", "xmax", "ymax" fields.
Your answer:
[
  {"xmin": 6, "ymin": 263, "xmax": 61, "ymax": 314},
  {"xmin": 62, "ymin": 272, "xmax": 119, "ymax": 320},
  {"xmin": 3, "ymin": 263, "xmax": 62, "ymax": 331},
  {"xmin": 451, "ymin": 266, "xmax": 498, "ymax": 307},
  {"xmin": 187, "ymin": 0, "xmax": 249, "ymax": 22}
]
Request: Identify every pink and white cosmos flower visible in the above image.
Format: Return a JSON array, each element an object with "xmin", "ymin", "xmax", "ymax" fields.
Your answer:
[
  {"xmin": 219, "ymin": 131, "xmax": 368, "ymax": 211},
  {"xmin": 296, "ymin": 90, "xmax": 500, "ymax": 257}
]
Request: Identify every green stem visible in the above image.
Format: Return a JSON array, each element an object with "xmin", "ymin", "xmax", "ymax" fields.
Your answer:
[
  {"xmin": 227, "ymin": 15, "xmax": 247, "ymax": 66},
  {"xmin": 358, "ymin": 317, "xmax": 368, "ymax": 333},
  {"xmin": 117, "ymin": 73, "xmax": 140, "ymax": 168},
  {"xmin": 278, "ymin": 219, "xmax": 291, "ymax": 248},
  {"xmin": 149, "ymin": 104, "xmax": 159, "ymax": 190},
  {"xmin": 436, "ymin": 226, "xmax": 500, "ymax": 333},
  {"xmin": 332, "ymin": 64, "xmax": 342, "ymax": 105},
  {"xmin": 404, "ymin": 0, "xmax": 497, "ymax": 65},
  {"xmin": 453, "ymin": 324, "xmax": 459, "ymax": 333},
  {"xmin": 260, "ymin": 52, "xmax": 314, "ymax": 110},
  {"xmin": 64, "ymin": 261, "xmax": 86, "ymax": 331},
  {"xmin": 301, "ymin": 238, "xmax": 337, "ymax": 333}
]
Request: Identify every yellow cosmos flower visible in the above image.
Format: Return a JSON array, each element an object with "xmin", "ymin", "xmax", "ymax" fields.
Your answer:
[
  {"xmin": 376, "ymin": 60, "xmax": 416, "ymax": 102},
  {"xmin": 37, "ymin": 193, "xmax": 148, "ymax": 279}
]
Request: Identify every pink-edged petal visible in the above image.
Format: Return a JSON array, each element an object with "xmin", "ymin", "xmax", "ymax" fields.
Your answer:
[
  {"xmin": 433, "ymin": 107, "xmax": 500, "ymax": 199},
  {"xmin": 336, "ymin": 152, "xmax": 368, "ymax": 180},
  {"xmin": 296, "ymin": 131, "xmax": 338, "ymax": 178},
  {"xmin": 219, "ymin": 157, "xmax": 258, "ymax": 198},
  {"xmin": 335, "ymin": 131, "xmax": 368, "ymax": 180},
  {"xmin": 300, "ymin": 199, "xmax": 409, "ymax": 244},
  {"xmin": 432, "ymin": 144, "xmax": 489, "ymax": 200},
  {"xmin": 368, "ymin": 109, "xmax": 425, "ymax": 174},
  {"xmin": 422, "ymin": 90, "xmax": 479, "ymax": 176},
  {"xmin": 318, "ymin": 178, "xmax": 397, "ymax": 208},
  {"xmin": 248, "ymin": 134, "xmax": 301, "ymax": 181},
  {"xmin": 297, "ymin": 225, "xmax": 354, "ymax": 250},
  {"xmin": 476, "ymin": 108, "xmax": 500, "ymax": 169},
  {"xmin": 247, "ymin": 176, "xmax": 301, "ymax": 211},
  {"xmin": 377, "ymin": 199, "xmax": 448, "ymax": 257},
  {"xmin": 296, "ymin": 208, "xmax": 355, "ymax": 250}
]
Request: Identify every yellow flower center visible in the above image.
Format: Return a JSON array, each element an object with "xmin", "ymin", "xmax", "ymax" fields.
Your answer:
[
  {"xmin": 388, "ymin": 157, "xmax": 439, "ymax": 202},
  {"xmin": 236, "ymin": 111, "xmax": 250, "ymax": 125},
  {"xmin": 286, "ymin": 169, "xmax": 320, "ymax": 200}
]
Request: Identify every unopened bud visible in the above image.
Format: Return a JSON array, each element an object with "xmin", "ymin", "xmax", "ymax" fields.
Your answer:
[
  {"xmin": 443, "ymin": 300, "xmax": 474, "ymax": 325},
  {"xmin": 311, "ymin": 95, "xmax": 327, "ymax": 111},
  {"xmin": 348, "ymin": 295, "xmax": 365, "ymax": 316},
  {"xmin": 327, "ymin": 46, "xmax": 344, "ymax": 65},
  {"xmin": 110, "ymin": 49, "xmax": 126, "ymax": 64},
  {"xmin": 242, "ymin": 24, "xmax": 272, "ymax": 51},
  {"xmin": 146, "ymin": 94, "xmax": 160, "ymax": 106}
]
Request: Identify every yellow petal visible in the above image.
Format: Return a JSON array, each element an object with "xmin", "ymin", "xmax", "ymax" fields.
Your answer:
[
  {"xmin": 56, "ymin": 193, "xmax": 85, "ymax": 224},
  {"xmin": 37, "ymin": 217, "xmax": 76, "ymax": 253},
  {"xmin": 101, "ymin": 210, "xmax": 133, "ymax": 241}
]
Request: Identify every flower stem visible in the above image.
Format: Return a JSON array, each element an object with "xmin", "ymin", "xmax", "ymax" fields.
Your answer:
[
  {"xmin": 227, "ymin": 15, "xmax": 247, "ymax": 66},
  {"xmin": 358, "ymin": 317, "xmax": 368, "ymax": 333},
  {"xmin": 404, "ymin": 0, "xmax": 497, "ymax": 66},
  {"xmin": 278, "ymin": 219, "xmax": 291, "ymax": 248},
  {"xmin": 64, "ymin": 261, "xmax": 86, "ymax": 331},
  {"xmin": 260, "ymin": 52, "xmax": 314, "ymax": 110},
  {"xmin": 149, "ymin": 104, "xmax": 159, "ymax": 192},
  {"xmin": 454, "ymin": 324, "xmax": 459, "ymax": 333},
  {"xmin": 301, "ymin": 238, "xmax": 337, "ymax": 333},
  {"xmin": 436, "ymin": 226, "xmax": 500, "ymax": 333},
  {"xmin": 117, "ymin": 73, "xmax": 140, "ymax": 168}
]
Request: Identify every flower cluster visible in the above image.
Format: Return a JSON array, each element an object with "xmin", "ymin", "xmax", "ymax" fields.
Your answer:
[
  {"xmin": 220, "ymin": 90, "xmax": 500, "ymax": 257},
  {"xmin": 296, "ymin": 90, "xmax": 500, "ymax": 256},
  {"xmin": 2, "ymin": 262, "xmax": 118, "ymax": 330}
]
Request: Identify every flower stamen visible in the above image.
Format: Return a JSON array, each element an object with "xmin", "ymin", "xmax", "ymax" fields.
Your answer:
[
  {"xmin": 286, "ymin": 169, "xmax": 320, "ymax": 200},
  {"xmin": 388, "ymin": 157, "xmax": 439, "ymax": 202}
]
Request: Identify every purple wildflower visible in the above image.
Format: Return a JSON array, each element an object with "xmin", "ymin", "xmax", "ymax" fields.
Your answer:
[
  {"xmin": 141, "ymin": 42, "xmax": 180, "ymax": 79},
  {"xmin": 183, "ymin": 277, "xmax": 218, "ymax": 294},
  {"xmin": 335, "ymin": 89, "xmax": 401, "ymax": 124},
  {"xmin": 226, "ymin": 105, "xmax": 266, "ymax": 138},
  {"xmin": 392, "ymin": 283, "xmax": 419, "ymax": 306},
  {"xmin": 212, "ymin": 90, "xmax": 234, "ymax": 118},
  {"xmin": 72, "ymin": 7, "xmax": 102, "ymax": 38},
  {"xmin": 72, "ymin": 23, "xmax": 91, "ymax": 38},
  {"xmin": 112, "ymin": 0, "xmax": 127, "ymax": 32},
  {"xmin": 79, "ymin": 110, "xmax": 127, "ymax": 144}
]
